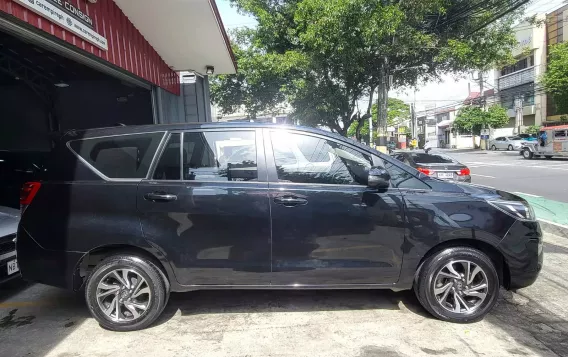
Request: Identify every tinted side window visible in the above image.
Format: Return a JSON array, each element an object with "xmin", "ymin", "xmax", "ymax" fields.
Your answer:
[
  {"xmin": 69, "ymin": 132, "xmax": 164, "ymax": 179},
  {"xmin": 181, "ymin": 131, "xmax": 257, "ymax": 182},
  {"xmin": 384, "ymin": 161, "xmax": 430, "ymax": 189},
  {"xmin": 271, "ymin": 131, "xmax": 372, "ymax": 185},
  {"xmin": 153, "ymin": 133, "xmax": 181, "ymax": 180}
]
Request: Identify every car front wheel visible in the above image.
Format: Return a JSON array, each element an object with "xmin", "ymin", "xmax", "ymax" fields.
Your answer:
[
  {"xmin": 523, "ymin": 148, "xmax": 534, "ymax": 159},
  {"xmin": 414, "ymin": 247, "xmax": 499, "ymax": 323},
  {"xmin": 85, "ymin": 254, "xmax": 169, "ymax": 331}
]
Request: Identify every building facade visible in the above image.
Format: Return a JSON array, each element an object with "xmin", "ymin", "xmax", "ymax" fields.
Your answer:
[
  {"xmin": 0, "ymin": 0, "xmax": 236, "ymax": 151},
  {"xmin": 546, "ymin": 4, "xmax": 568, "ymax": 122},
  {"xmin": 492, "ymin": 15, "xmax": 547, "ymax": 135}
]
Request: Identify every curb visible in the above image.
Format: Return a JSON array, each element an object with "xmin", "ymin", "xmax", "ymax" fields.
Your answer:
[{"xmin": 538, "ymin": 219, "xmax": 568, "ymax": 237}]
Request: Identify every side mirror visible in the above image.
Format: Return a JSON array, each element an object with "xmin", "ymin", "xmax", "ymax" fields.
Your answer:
[{"xmin": 368, "ymin": 167, "xmax": 391, "ymax": 189}]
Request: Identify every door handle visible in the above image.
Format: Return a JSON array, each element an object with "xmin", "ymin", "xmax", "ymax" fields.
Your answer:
[
  {"xmin": 274, "ymin": 196, "xmax": 308, "ymax": 207},
  {"xmin": 144, "ymin": 192, "xmax": 177, "ymax": 202}
]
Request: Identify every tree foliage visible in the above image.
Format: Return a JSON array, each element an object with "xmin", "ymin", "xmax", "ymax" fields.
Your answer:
[
  {"xmin": 453, "ymin": 105, "xmax": 510, "ymax": 135},
  {"xmin": 212, "ymin": 0, "xmax": 524, "ymax": 135},
  {"xmin": 541, "ymin": 42, "xmax": 568, "ymax": 115},
  {"xmin": 347, "ymin": 98, "xmax": 410, "ymax": 142},
  {"xmin": 524, "ymin": 125, "xmax": 540, "ymax": 135}
]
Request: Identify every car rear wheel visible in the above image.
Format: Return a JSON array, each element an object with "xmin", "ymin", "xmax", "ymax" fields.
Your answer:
[
  {"xmin": 414, "ymin": 247, "xmax": 499, "ymax": 323},
  {"xmin": 508, "ymin": 144, "xmax": 514, "ymax": 151},
  {"xmin": 85, "ymin": 255, "xmax": 169, "ymax": 331},
  {"xmin": 523, "ymin": 148, "xmax": 534, "ymax": 160},
  {"xmin": 491, "ymin": 145, "xmax": 496, "ymax": 151}
]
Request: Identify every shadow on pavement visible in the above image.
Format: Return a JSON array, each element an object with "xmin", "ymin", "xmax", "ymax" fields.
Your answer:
[
  {"xmin": 155, "ymin": 289, "xmax": 430, "ymax": 326},
  {"xmin": 0, "ymin": 281, "xmax": 89, "ymax": 357},
  {"xmin": 488, "ymin": 290, "xmax": 568, "ymax": 357}
]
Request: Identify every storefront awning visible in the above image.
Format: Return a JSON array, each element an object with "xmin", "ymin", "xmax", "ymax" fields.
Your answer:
[
  {"xmin": 114, "ymin": 0, "xmax": 237, "ymax": 75},
  {"xmin": 437, "ymin": 119, "xmax": 452, "ymax": 128}
]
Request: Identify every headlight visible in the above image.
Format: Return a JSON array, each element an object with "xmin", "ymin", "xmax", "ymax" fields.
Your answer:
[{"xmin": 488, "ymin": 200, "xmax": 536, "ymax": 221}]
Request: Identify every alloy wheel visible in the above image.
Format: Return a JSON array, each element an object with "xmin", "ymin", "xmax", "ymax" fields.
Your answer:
[
  {"xmin": 432, "ymin": 260, "xmax": 488, "ymax": 314},
  {"xmin": 96, "ymin": 269, "xmax": 152, "ymax": 322}
]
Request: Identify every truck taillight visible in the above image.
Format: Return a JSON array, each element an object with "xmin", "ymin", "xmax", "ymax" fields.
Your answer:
[{"xmin": 20, "ymin": 182, "xmax": 41, "ymax": 209}]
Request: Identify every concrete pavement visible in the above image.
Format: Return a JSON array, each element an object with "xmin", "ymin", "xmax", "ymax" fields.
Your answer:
[{"xmin": 1, "ymin": 232, "xmax": 567, "ymax": 357}]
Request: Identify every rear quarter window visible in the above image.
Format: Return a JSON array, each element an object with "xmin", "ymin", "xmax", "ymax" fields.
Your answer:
[{"xmin": 68, "ymin": 132, "xmax": 164, "ymax": 179}]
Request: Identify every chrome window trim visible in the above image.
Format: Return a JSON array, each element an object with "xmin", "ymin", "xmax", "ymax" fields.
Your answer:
[{"xmin": 66, "ymin": 131, "xmax": 166, "ymax": 182}]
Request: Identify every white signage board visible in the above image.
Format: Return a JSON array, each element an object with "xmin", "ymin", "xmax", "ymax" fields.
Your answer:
[{"xmin": 14, "ymin": 0, "xmax": 108, "ymax": 51}]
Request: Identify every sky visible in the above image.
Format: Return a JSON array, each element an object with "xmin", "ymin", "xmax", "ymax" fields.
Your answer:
[{"xmin": 215, "ymin": 0, "xmax": 567, "ymax": 111}]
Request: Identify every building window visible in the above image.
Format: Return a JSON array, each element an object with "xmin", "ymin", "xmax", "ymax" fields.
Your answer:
[{"xmin": 500, "ymin": 55, "xmax": 533, "ymax": 76}]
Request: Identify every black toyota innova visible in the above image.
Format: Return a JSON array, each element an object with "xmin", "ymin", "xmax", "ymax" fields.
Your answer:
[{"xmin": 17, "ymin": 123, "xmax": 543, "ymax": 331}]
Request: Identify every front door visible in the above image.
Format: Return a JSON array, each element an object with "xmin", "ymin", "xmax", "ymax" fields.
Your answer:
[
  {"xmin": 137, "ymin": 129, "xmax": 271, "ymax": 286},
  {"xmin": 265, "ymin": 129, "xmax": 406, "ymax": 286}
]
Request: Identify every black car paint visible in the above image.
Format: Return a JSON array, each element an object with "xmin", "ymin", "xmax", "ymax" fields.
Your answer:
[{"xmin": 17, "ymin": 123, "xmax": 542, "ymax": 293}]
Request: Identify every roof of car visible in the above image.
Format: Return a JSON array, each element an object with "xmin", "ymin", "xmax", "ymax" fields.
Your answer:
[{"xmin": 62, "ymin": 123, "xmax": 381, "ymax": 157}]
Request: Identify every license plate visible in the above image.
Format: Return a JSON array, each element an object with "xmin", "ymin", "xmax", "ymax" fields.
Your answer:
[
  {"xmin": 7, "ymin": 259, "xmax": 19, "ymax": 275},
  {"xmin": 437, "ymin": 172, "xmax": 454, "ymax": 179}
]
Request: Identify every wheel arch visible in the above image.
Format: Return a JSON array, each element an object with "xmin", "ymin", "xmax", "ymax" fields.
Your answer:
[
  {"xmin": 73, "ymin": 244, "xmax": 175, "ymax": 291},
  {"xmin": 414, "ymin": 239, "xmax": 511, "ymax": 289}
]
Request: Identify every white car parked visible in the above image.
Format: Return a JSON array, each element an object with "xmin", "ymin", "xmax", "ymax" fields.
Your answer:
[{"xmin": 489, "ymin": 136, "xmax": 523, "ymax": 151}]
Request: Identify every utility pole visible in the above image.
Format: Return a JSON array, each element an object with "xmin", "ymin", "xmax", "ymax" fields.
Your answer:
[
  {"xmin": 375, "ymin": 56, "xmax": 389, "ymax": 153},
  {"xmin": 514, "ymin": 95, "xmax": 524, "ymax": 135},
  {"xmin": 478, "ymin": 71, "xmax": 487, "ymax": 150},
  {"xmin": 369, "ymin": 110, "xmax": 373, "ymax": 146}
]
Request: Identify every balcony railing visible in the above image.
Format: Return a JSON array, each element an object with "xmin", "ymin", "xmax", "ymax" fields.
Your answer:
[{"xmin": 497, "ymin": 66, "xmax": 535, "ymax": 91}]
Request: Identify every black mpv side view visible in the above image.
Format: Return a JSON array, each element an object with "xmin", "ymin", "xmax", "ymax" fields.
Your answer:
[{"xmin": 17, "ymin": 123, "xmax": 543, "ymax": 331}]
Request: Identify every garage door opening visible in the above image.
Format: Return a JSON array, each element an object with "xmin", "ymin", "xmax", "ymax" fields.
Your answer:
[
  {"xmin": 0, "ymin": 29, "xmax": 154, "ymax": 152},
  {"xmin": 0, "ymin": 29, "xmax": 154, "ymax": 208}
]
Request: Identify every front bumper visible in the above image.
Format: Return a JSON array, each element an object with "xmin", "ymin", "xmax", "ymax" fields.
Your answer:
[{"xmin": 499, "ymin": 220, "xmax": 543, "ymax": 289}]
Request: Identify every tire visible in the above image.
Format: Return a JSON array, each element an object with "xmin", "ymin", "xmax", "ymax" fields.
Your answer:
[
  {"xmin": 414, "ymin": 247, "xmax": 499, "ymax": 323},
  {"xmin": 85, "ymin": 254, "xmax": 169, "ymax": 331},
  {"xmin": 508, "ymin": 144, "xmax": 513, "ymax": 151},
  {"xmin": 522, "ymin": 148, "xmax": 534, "ymax": 160},
  {"xmin": 491, "ymin": 145, "xmax": 496, "ymax": 151}
]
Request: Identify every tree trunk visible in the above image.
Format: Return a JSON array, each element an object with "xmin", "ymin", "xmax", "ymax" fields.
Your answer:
[{"xmin": 354, "ymin": 116, "xmax": 364, "ymax": 142}]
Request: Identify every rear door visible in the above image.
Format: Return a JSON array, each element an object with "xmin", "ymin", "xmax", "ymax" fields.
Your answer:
[
  {"xmin": 137, "ymin": 129, "xmax": 272, "ymax": 286},
  {"xmin": 265, "ymin": 129, "xmax": 406, "ymax": 286}
]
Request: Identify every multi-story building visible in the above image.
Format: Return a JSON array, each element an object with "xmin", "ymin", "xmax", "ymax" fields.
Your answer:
[
  {"xmin": 492, "ymin": 15, "xmax": 547, "ymax": 134},
  {"xmin": 546, "ymin": 4, "xmax": 568, "ymax": 122}
]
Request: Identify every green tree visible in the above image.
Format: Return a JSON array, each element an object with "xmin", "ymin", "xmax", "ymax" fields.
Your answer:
[
  {"xmin": 541, "ymin": 42, "xmax": 568, "ymax": 115},
  {"xmin": 347, "ymin": 98, "xmax": 410, "ymax": 142},
  {"xmin": 212, "ymin": 0, "xmax": 524, "ymax": 135},
  {"xmin": 453, "ymin": 105, "xmax": 510, "ymax": 147},
  {"xmin": 524, "ymin": 125, "xmax": 540, "ymax": 135}
]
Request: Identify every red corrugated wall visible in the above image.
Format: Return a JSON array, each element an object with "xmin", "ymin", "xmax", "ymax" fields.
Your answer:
[{"xmin": 0, "ymin": 0, "xmax": 180, "ymax": 95}]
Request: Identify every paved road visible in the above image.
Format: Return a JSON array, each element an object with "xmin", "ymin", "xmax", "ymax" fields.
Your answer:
[
  {"xmin": 0, "ymin": 232, "xmax": 566, "ymax": 357},
  {"xmin": 445, "ymin": 150, "xmax": 568, "ymax": 203}
]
